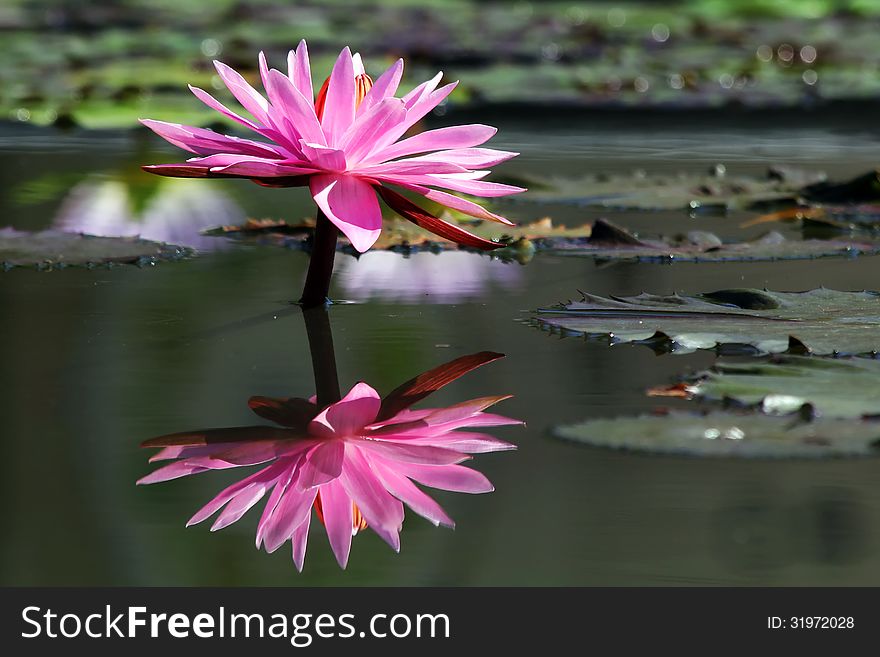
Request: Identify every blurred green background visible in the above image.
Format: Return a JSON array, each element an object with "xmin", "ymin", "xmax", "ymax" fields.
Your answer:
[{"xmin": 4, "ymin": 0, "xmax": 880, "ymax": 128}]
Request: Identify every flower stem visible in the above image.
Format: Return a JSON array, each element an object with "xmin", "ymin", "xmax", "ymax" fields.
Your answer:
[
  {"xmin": 302, "ymin": 305, "xmax": 341, "ymax": 407},
  {"xmin": 299, "ymin": 210, "xmax": 339, "ymax": 309}
]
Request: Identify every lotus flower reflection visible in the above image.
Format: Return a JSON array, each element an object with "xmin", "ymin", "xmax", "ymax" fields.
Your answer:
[
  {"xmin": 138, "ymin": 352, "xmax": 520, "ymax": 570},
  {"xmin": 141, "ymin": 40, "xmax": 524, "ymax": 253}
]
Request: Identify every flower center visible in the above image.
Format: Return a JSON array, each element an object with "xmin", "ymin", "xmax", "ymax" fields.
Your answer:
[
  {"xmin": 313, "ymin": 491, "xmax": 368, "ymax": 533},
  {"xmin": 314, "ymin": 72, "xmax": 373, "ymax": 120}
]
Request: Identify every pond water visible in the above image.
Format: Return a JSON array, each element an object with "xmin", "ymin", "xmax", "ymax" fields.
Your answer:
[{"xmin": 2, "ymin": 113, "xmax": 880, "ymax": 585}]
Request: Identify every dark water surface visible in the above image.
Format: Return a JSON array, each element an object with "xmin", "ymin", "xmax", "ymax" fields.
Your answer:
[{"xmin": 2, "ymin": 116, "xmax": 880, "ymax": 585}]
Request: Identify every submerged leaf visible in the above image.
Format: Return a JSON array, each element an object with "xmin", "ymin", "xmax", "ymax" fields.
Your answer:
[
  {"xmin": 0, "ymin": 229, "xmax": 192, "ymax": 270},
  {"xmin": 554, "ymin": 412, "xmax": 880, "ymax": 459},
  {"xmin": 536, "ymin": 288, "xmax": 880, "ymax": 356},
  {"xmin": 673, "ymin": 356, "xmax": 880, "ymax": 419}
]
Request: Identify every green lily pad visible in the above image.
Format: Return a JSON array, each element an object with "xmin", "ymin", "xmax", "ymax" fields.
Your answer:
[
  {"xmin": 0, "ymin": 229, "xmax": 192, "ymax": 270},
  {"xmin": 553, "ymin": 411, "xmax": 880, "ymax": 459},
  {"xmin": 211, "ymin": 215, "xmax": 880, "ymax": 264},
  {"xmin": 535, "ymin": 219, "xmax": 880, "ymax": 262},
  {"xmin": 206, "ymin": 215, "xmax": 593, "ymax": 258},
  {"xmin": 515, "ymin": 167, "xmax": 822, "ymax": 212},
  {"xmin": 536, "ymin": 288, "xmax": 880, "ymax": 356},
  {"xmin": 675, "ymin": 356, "xmax": 880, "ymax": 419}
]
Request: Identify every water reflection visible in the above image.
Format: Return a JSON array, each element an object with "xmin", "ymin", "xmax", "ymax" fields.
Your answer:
[
  {"xmin": 709, "ymin": 485, "xmax": 868, "ymax": 576},
  {"xmin": 138, "ymin": 309, "xmax": 520, "ymax": 570},
  {"xmin": 335, "ymin": 250, "xmax": 523, "ymax": 303},
  {"xmin": 54, "ymin": 176, "xmax": 245, "ymax": 250}
]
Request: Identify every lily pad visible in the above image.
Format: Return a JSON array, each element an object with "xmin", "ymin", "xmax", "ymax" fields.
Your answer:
[
  {"xmin": 536, "ymin": 288, "xmax": 880, "ymax": 356},
  {"xmin": 536, "ymin": 219, "xmax": 880, "ymax": 263},
  {"xmin": 553, "ymin": 411, "xmax": 880, "ymax": 459},
  {"xmin": 210, "ymin": 216, "xmax": 880, "ymax": 264},
  {"xmin": 745, "ymin": 204, "xmax": 880, "ymax": 233},
  {"xmin": 656, "ymin": 356, "xmax": 880, "ymax": 419},
  {"xmin": 741, "ymin": 171, "xmax": 880, "ymax": 231},
  {"xmin": 0, "ymin": 229, "xmax": 192, "ymax": 270},
  {"xmin": 207, "ymin": 215, "xmax": 593, "ymax": 257},
  {"xmin": 514, "ymin": 167, "xmax": 822, "ymax": 212}
]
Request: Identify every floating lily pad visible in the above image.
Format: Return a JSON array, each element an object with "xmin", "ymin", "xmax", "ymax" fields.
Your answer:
[
  {"xmin": 0, "ymin": 229, "xmax": 192, "ymax": 270},
  {"xmin": 657, "ymin": 356, "xmax": 880, "ymax": 419},
  {"xmin": 745, "ymin": 204, "xmax": 880, "ymax": 233},
  {"xmin": 536, "ymin": 288, "xmax": 880, "ymax": 356},
  {"xmin": 554, "ymin": 411, "xmax": 880, "ymax": 459},
  {"xmin": 537, "ymin": 219, "xmax": 880, "ymax": 262},
  {"xmin": 210, "ymin": 215, "xmax": 880, "ymax": 264},
  {"xmin": 515, "ymin": 167, "xmax": 822, "ymax": 212},
  {"xmin": 742, "ymin": 172, "xmax": 880, "ymax": 231},
  {"xmin": 207, "ymin": 215, "xmax": 593, "ymax": 257}
]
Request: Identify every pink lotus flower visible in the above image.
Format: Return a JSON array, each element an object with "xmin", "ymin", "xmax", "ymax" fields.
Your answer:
[
  {"xmin": 140, "ymin": 40, "xmax": 524, "ymax": 253},
  {"xmin": 138, "ymin": 352, "xmax": 520, "ymax": 570}
]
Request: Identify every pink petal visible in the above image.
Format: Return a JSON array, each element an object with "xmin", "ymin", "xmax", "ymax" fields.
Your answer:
[
  {"xmin": 371, "ymin": 459, "xmax": 454, "ymax": 528},
  {"xmin": 370, "ymin": 124, "xmax": 497, "ymax": 162},
  {"xmin": 376, "ymin": 186, "xmax": 503, "ymax": 251},
  {"xmin": 309, "ymin": 174, "xmax": 382, "ymax": 253},
  {"xmin": 258, "ymin": 51, "xmax": 272, "ymax": 99},
  {"xmin": 266, "ymin": 69, "xmax": 326, "ymax": 145},
  {"xmin": 213, "ymin": 60, "xmax": 271, "ymax": 125},
  {"xmin": 361, "ymin": 439, "xmax": 471, "ymax": 465},
  {"xmin": 393, "ymin": 174, "xmax": 526, "ymax": 198},
  {"xmin": 418, "ymin": 396, "xmax": 513, "ymax": 426},
  {"xmin": 210, "ymin": 159, "xmax": 319, "ymax": 178},
  {"xmin": 188, "ymin": 479, "xmax": 257, "ymax": 526},
  {"xmin": 186, "ymin": 460, "xmax": 289, "ymax": 526},
  {"xmin": 210, "ymin": 483, "xmax": 267, "ymax": 531},
  {"xmin": 395, "ymin": 81, "xmax": 458, "ymax": 138},
  {"xmin": 341, "ymin": 97, "xmax": 407, "ymax": 165},
  {"xmin": 358, "ymin": 58, "xmax": 404, "ymax": 116},
  {"xmin": 321, "ymin": 47, "xmax": 356, "ymax": 146},
  {"xmin": 288, "ymin": 39, "xmax": 314, "ymax": 101},
  {"xmin": 435, "ymin": 412, "xmax": 524, "ymax": 430},
  {"xmin": 357, "ymin": 75, "xmax": 451, "ymax": 156},
  {"xmin": 255, "ymin": 465, "xmax": 297, "ymax": 548},
  {"xmin": 400, "ymin": 148, "xmax": 518, "ymax": 169},
  {"xmin": 291, "ymin": 512, "xmax": 311, "ymax": 572},
  {"xmin": 395, "ymin": 463, "xmax": 495, "ymax": 493},
  {"xmin": 319, "ymin": 480, "xmax": 353, "ymax": 568},
  {"xmin": 396, "ymin": 182, "xmax": 512, "ymax": 224},
  {"xmin": 339, "ymin": 447, "xmax": 404, "ymax": 551},
  {"xmin": 366, "ymin": 408, "xmax": 434, "ymax": 430},
  {"xmin": 261, "ymin": 484, "xmax": 318, "ymax": 553},
  {"xmin": 356, "ymin": 160, "xmax": 470, "ymax": 177},
  {"xmin": 211, "ymin": 440, "xmax": 298, "ymax": 466},
  {"xmin": 139, "ymin": 119, "xmax": 283, "ymax": 158},
  {"xmin": 309, "ymin": 381, "xmax": 381, "ymax": 438},
  {"xmin": 296, "ymin": 441, "xmax": 345, "ymax": 489},
  {"xmin": 399, "ymin": 431, "xmax": 517, "ymax": 453},
  {"xmin": 189, "ymin": 85, "xmax": 261, "ymax": 132},
  {"xmin": 402, "ymin": 72, "xmax": 443, "ymax": 106},
  {"xmin": 136, "ymin": 460, "xmax": 217, "ymax": 485},
  {"xmin": 299, "ymin": 142, "xmax": 347, "ymax": 171}
]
